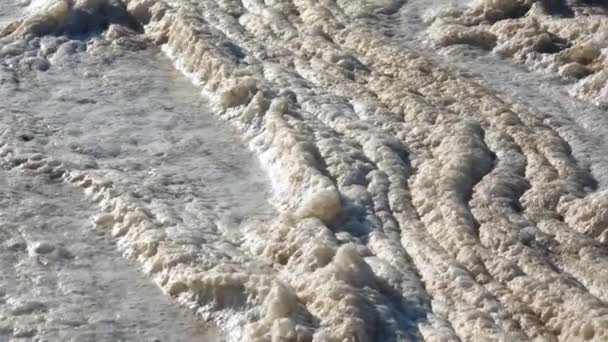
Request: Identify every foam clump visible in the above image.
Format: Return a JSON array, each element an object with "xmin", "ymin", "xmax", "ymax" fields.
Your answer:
[
  {"xmin": 429, "ymin": 0, "xmax": 608, "ymax": 107},
  {"xmin": 1, "ymin": 0, "xmax": 139, "ymax": 39},
  {"xmin": 559, "ymin": 191, "xmax": 608, "ymax": 242},
  {"xmin": 429, "ymin": 20, "xmax": 497, "ymax": 49},
  {"xmin": 468, "ymin": 0, "xmax": 537, "ymax": 22}
]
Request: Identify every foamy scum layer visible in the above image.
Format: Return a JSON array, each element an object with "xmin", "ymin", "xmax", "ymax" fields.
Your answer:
[
  {"xmin": 429, "ymin": 0, "xmax": 608, "ymax": 108},
  {"xmin": 3, "ymin": 0, "xmax": 608, "ymax": 341}
]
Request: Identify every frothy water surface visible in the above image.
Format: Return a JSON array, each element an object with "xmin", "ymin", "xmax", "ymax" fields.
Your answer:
[{"xmin": 4, "ymin": 0, "xmax": 608, "ymax": 341}]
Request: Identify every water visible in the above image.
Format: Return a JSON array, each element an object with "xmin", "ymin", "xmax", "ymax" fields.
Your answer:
[
  {"xmin": 3, "ymin": 0, "xmax": 608, "ymax": 341},
  {"xmin": 0, "ymin": 167, "xmax": 217, "ymax": 341},
  {"xmin": 1, "ymin": 4, "xmax": 273, "ymax": 339},
  {"xmin": 392, "ymin": 0, "xmax": 608, "ymax": 188}
]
